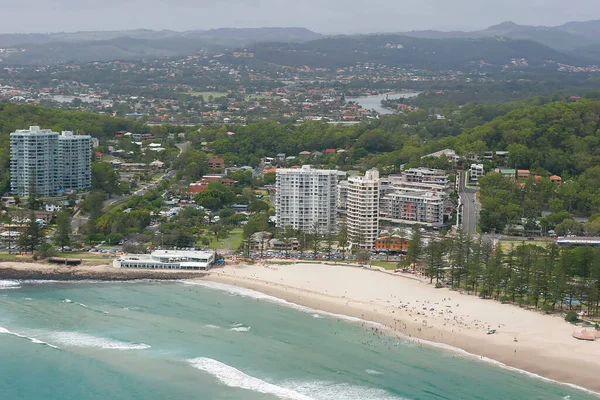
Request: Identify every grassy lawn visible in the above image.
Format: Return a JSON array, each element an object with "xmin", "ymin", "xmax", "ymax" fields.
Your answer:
[
  {"xmin": 56, "ymin": 252, "xmax": 109, "ymax": 260},
  {"xmin": 0, "ymin": 253, "xmax": 19, "ymax": 261},
  {"xmin": 370, "ymin": 260, "xmax": 400, "ymax": 270},
  {"xmin": 187, "ymin": 91, "xmax": 228, "ymax": 98},
  {"xmin": 208, "ymin": 228, "xmax": 244, "ymax": 250},
  {"xmin": 151, "ymin": 173, "xmax": 164, "ymax": 181},
  {"xmin": 499, "ymin": 239, "xmax": 552, "ymax": 251}
]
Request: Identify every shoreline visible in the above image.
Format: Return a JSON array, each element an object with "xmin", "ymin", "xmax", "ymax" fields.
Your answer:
[
  {"xmin": 202, "ymin": 263, "xmax": 600, "ymax": 395},
  {"xmin": 2, "ymin": 260, "xmax": 600, "ymax": 395},
  {"xmin": 0, "ymin": 262, "xmax": 207, "ymax": 281}
]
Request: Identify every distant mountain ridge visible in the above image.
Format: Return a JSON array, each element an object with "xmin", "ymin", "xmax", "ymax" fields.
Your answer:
[
  {"xmin": 245, "ymin": 35, "xmax": 583, "ymax": 70},
  {"xmin": 401, "ymin": 20, "xmax": 600, "ymax": 52},
  {"xmin": 0, "ymin": 27, "xmax": 322, "ymax": 48},
  {"xmin": 0, "ymin": 21, "xmax": 598, "ymax": 66}
]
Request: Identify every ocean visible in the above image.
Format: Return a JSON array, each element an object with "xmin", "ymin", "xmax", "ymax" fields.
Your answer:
[{"xmin": 0, "ymin": 279, "xmax": 596, "ymax": 400}]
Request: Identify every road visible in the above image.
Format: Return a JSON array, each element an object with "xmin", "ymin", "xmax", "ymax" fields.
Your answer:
[
  {"xmin": 72, "ymin": 143, "xmax": 187, "ymax": 232},
  {"xmin": 458, "ymin": 171, "xmax": 479, "ymax": 235}
]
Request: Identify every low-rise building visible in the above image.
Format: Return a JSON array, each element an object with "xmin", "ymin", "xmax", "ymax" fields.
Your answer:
[
  {"xmin": 470, "ymin": 164, "xmax": 485, "ymax": 182},
  {"xmin": 496, "ymin": 169, "xmax": 516, "ymax": 179},
  {"xmin": 375, "ymin": 230, "xmax": 410, "ymax": 252},
  {"xmin": 116, "ymin": 250, "xmax": 215, "ymax": 270},
  {"xmin": 421, "ymin": 148, "xmax": 460, "ymax": 162},
  {"xmin": 550, "ymin": 175, "xmax": 563, "ymax": 183},
  {"xmin": 208, "ymin": 158, "xmax": 225, "ymax": 170},
  {"xmin": 402, "ymin": 168, "xmax": 448, "ymax": 185}
]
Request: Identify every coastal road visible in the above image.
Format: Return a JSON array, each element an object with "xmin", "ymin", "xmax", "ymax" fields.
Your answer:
[{"xmin": 458, "ymin": 171, "xmax": 479, "ymax": 235}]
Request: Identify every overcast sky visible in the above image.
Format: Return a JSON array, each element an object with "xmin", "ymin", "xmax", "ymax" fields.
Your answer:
[{"xmin": 2, "ymin": 0, "xmax": 600, "ymax": 34}]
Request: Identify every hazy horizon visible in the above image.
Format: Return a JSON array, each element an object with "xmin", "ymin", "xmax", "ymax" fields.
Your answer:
[{"xmin": 2, "ymin": 0, "xmax": 600, "ymax": 35}]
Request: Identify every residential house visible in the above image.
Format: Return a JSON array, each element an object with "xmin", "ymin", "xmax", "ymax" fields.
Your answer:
[
  {"xmin": 150, "ymin": 160, "xmax": 165, "ymax": 169},
  {"xmin": 497, "ymin": 169, "xmax": 516, "ymax": 179},
  {"xmin": 208, "ymin": 158, "xmax": 225, "ymax": 170},
  {"xmin": 470, "ymin": 164, "xmax": 485, "ymax": 182}
]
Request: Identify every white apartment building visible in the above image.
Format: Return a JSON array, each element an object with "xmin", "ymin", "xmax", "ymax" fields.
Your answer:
[
  {"xmin": 347, "ymin": 168, "xmax": 380, "ymax": 250},
  {"xmin": 402, "ymin": 168, "xmax": 448, "ymax": 185},
  {"xmin": 470, "ymin": 164, "xmax": 485, "ymax": 183},
  {"xmin": 380, "ymin": 174, "xmax": 450, "ymax": 194},
  {"xmin": 59, "ymin": 131, "xmax": 92, "ymax": 192},
  {"xmin": 10, "ymin": 126, "xmax": 91, "ymax": 197},
  {"xmin": 337, "ymin": 180, "xmax": 349, "ymax": 214},
  {"xmin": 275, "ymin": 165, "xmax": 343, "ymax": 234},
  {"xmin": 380, "ymin": 190, "xmax": 446, "ymax": 227},
  {"xmin": 10, "ymin": 126, "xmax": 59, "ymax": 197}
]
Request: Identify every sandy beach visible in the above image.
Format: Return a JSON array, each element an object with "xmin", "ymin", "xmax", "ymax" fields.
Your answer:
[{"xmin": 205, "ymin": 262, "xmax": 600, "ymax": 394}]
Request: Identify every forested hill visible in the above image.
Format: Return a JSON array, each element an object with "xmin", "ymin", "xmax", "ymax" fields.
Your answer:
[
  {"xmin": 2, "ymin": 98, "xmax": 600, "ymax": 192},
  {"xmin": 0, "ymin": 103, "xmax": 143, "ymax": 137},
  {"xmin": 1, "ymin": 32, "xmax": 586, "ymax": 68},
  {"xmin": 452, "ymin": 98, "xmax": 600, "ymax": 177},
  {"xmin": 249, "ymin": 35, "xmax": 582, "ymax": 69}
]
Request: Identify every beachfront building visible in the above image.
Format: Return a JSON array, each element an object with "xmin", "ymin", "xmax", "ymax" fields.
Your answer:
[
  {"xmin": 116, "ymin": 250, "xmax": 215, "ymax": 270},
  {"xmin": 337, "ymin": 180, "xmax": 349, "ymax": 214},
  {"xmin": 380, "ymin": 190, "xmax": 446, "ymax": 227},
  {"xmin": 275, "ymin": 165, "xmax": 343, "ymax": 234},
  {"xmin": 347, "ymin": 168, "xmax": 380, "ymax": 250},
  {"xmin": 10, "ymin": 126, "xmax": 91, "ymax": 197},
  {"xmin": 375, "ymin": 230, "xmax": 410, "ymax": 253}
]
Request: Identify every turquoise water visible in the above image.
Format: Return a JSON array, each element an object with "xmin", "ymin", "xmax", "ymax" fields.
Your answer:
[{"xmin": 0, "ymin": 279, "xmax": 596, "ymax": 400}]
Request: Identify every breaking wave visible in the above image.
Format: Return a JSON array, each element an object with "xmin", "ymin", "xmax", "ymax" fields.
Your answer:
[{"xmin": 46, "ymin": 332, "xmax": 150, "ymax": 350}]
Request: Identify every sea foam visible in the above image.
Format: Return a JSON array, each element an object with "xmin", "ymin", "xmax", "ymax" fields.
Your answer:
[
  {"xmin": 188, "ymin": 357, "xmax": 405, "ymax": 400},
  {"xmin": 0, "ymin": 280, "xmax": 21, "ymax": 290},
  {"xmin": 0, "ymin": 325, "xmax": 59, "ymax": 349},
  {"xmin": 63, "ymin": 299, "xmax": 109, "ymax": 314},
  {"xmin": 188, "ymin": 357, "xmax": 315, "ymax": 400},
  {"xmin": 47, "ymin": 332, "xmax": 150, "ymax": 350},
  {"xmin": 283, "ymin": 380, "xmax": 407, "ymax": 400},
  {"xmin": 229, "ymin": 326, "xmax": 251, "ymax": 332},
  {"xmin": 365, "ymin": 369, "xmax": 384, "ymax": 375}
]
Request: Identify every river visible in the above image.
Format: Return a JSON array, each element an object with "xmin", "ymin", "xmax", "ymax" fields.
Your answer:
[{"xmin": 348, "ymin": 92, "xmax": 419, "ymax": 114}]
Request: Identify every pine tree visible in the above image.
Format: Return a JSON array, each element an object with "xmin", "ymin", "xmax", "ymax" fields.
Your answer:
[
  {"xmin": 53, "ymin": 211, "xmax": 72, "ymax": 251},
  {"xmin": 337, "ymin": 224, "xmax": 348, "ymax": 260},
  {"xmin": 407, "ymin": 225, "xmax": 422, "ymax": 270},
  {"xmin": 18, "ymin": 214, "xmax": 43, "ymax": 253}
]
